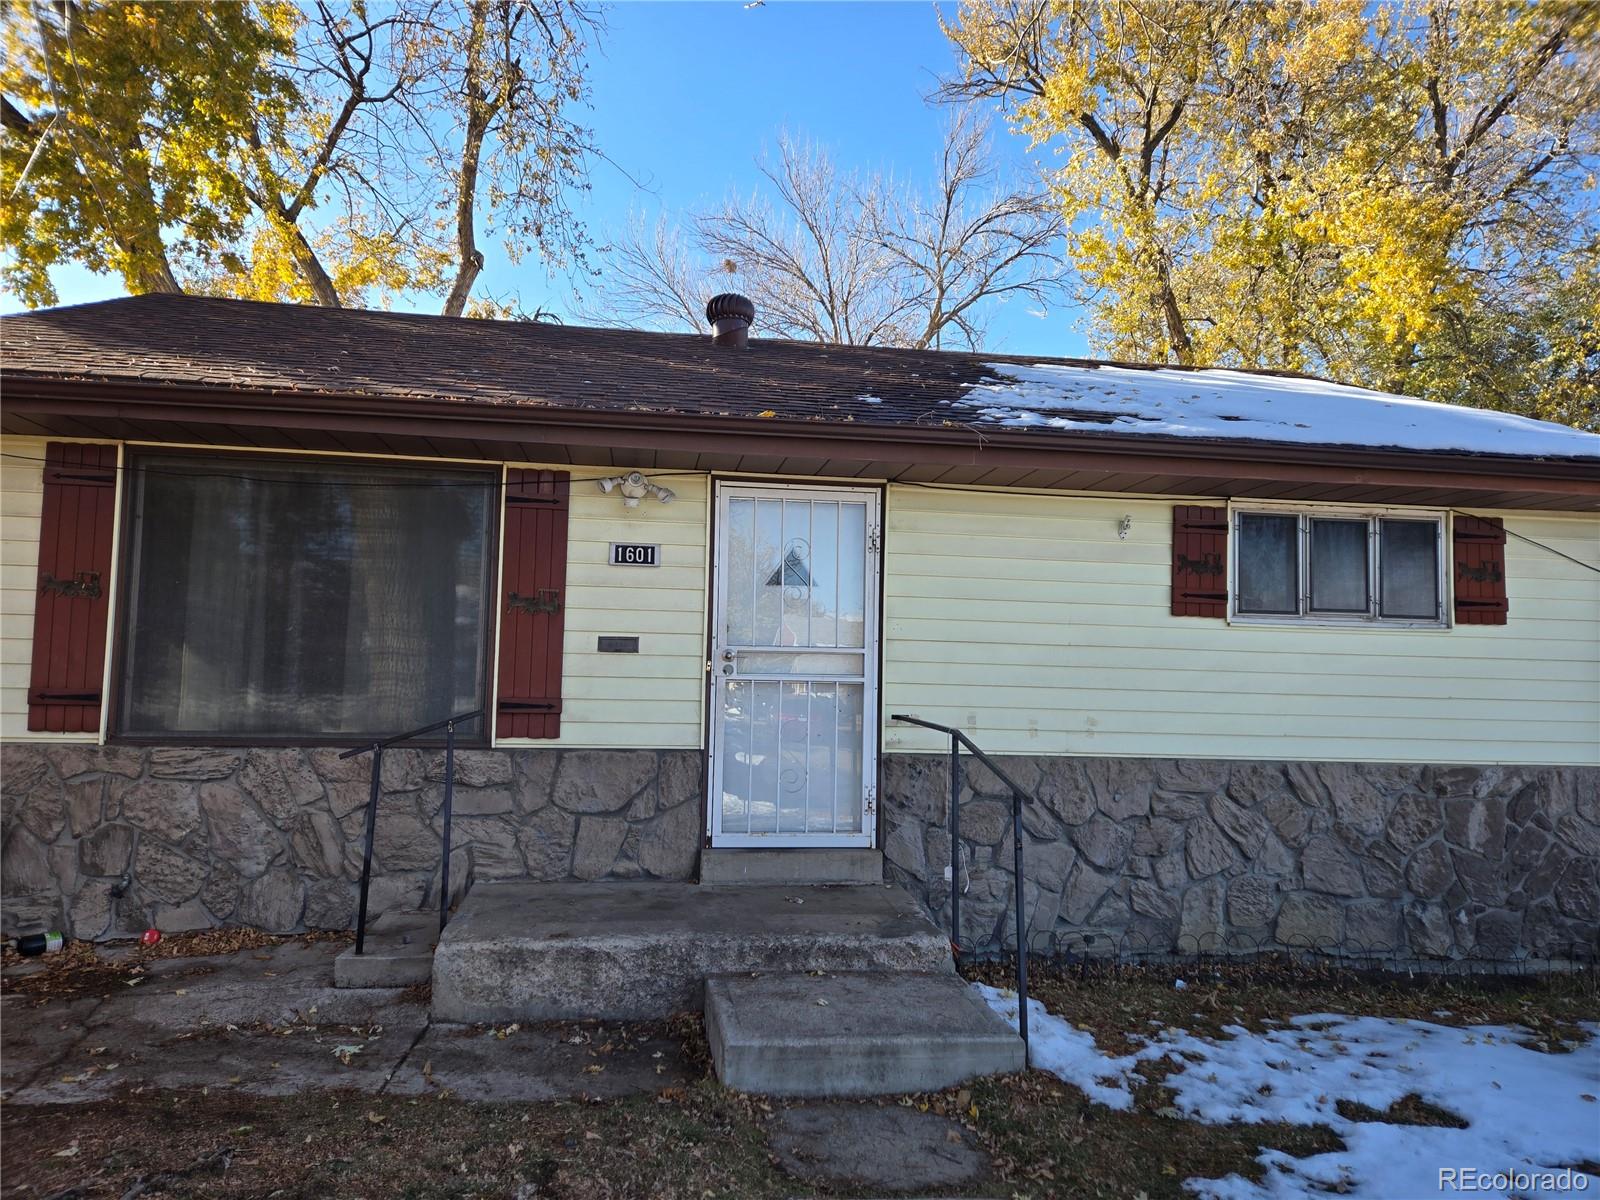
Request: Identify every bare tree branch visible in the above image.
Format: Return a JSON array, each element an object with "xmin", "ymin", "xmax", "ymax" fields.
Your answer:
[{"xmin": 585, "ymin": 113, "xmax": 1062, "ymax": 350}]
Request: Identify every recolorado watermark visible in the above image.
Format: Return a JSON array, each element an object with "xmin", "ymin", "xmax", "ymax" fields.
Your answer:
[{"xmin": 1440, "ymin": 1167, "xmax": 1591, "ymax": 1193}]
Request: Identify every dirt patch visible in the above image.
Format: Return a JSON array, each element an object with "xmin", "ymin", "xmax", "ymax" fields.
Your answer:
[
  {"xmin": 767, "ymin": 1104, "xmax": 989, "ymax": 1189},
  {"xmin": 1336, "ymin": 1093, "xmax": 1470, "ymax": 1128}
]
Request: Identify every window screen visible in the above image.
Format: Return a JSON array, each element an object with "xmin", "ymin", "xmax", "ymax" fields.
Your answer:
[
  {"xmin": 1379, "ymin": 519, "xmax": 1440, "ymax": 619},
  {"xmin": 119, "ymin": 454, "xmax": 494, "ymax": 739},
  {"xmin": 1236, "ymin": 513, "xmax": 1299, "ymax": 614},
  {"xmin": 1309, "ymin": 519, "xmax": 1369, "ymax": 613}
]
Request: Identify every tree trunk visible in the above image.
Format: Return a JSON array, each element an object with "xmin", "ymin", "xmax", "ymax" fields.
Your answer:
[
  {"xmin": 441, "ymin": 0, "xmax": 491, "ymax": 319},
  {"xmin": 284, "ymin": 219, "xmax": 342, "ymax": 307},
  {"xmin": 1155, "ymin": 257, "xmax": 1193, "ymax": 363}
]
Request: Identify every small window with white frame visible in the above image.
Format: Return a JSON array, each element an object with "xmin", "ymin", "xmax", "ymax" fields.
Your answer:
[{"xmin": 1231, "ymin": 506, "xmax": 1447, "ymax": 626}]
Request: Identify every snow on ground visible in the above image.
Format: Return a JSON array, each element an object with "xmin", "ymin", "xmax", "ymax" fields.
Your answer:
[
  {"xmin": 973, "ymin": 983, "xmax": 1147, "ymax": 1110},
  {"xmin": 972, "ymin": 983, "xmax": 1600, "ymax": 1200},
  {"xmin": 959, "ymin": 362, "xmax": 1600, "ymax": 459}
]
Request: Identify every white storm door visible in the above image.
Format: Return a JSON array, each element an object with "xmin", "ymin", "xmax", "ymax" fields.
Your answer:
[{"xmin": 709, "ymin": 483, "xmax": 880, "ymax": 848}]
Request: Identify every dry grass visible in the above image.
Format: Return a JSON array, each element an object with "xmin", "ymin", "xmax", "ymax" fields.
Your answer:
[
  {"xmin": 1, "ymin": 930, "xmax": 352, "ymax": 1004},
  {"xmin": 3, "ymin": 956, "xmax": 1595, "ymax": 1199}
]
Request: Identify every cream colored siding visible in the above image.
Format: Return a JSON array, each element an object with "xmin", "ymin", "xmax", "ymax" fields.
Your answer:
[
  {"xmin": 1, "ymin": 436, "xmax": 114, "ymax": 743},
  {"xmin": 496, "ymin": 467, "xmax": 709, "ymax": 748},
  {"xmin": 882, "ymin": 485, "xmax": 1600, "ymax": 765}
]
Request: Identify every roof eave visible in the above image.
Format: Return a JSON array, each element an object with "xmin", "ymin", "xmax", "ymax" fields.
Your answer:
[{"xmin": 3, "ymin": 373, "xmax": 1597, "ymax": 502}]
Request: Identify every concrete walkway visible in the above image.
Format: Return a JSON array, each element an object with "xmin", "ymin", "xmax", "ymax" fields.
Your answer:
[{"xmin": 1, "ymin": 939, "xmax": 696, "ymax": 1106}]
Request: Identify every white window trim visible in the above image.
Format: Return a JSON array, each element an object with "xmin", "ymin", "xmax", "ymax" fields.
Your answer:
[{"xmin": 1226, "ymin": 501, "xmax": 1452, "ymax": 631}]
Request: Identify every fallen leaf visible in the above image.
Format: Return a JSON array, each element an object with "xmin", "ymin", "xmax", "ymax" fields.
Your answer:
[{"xmin": 51, "ymin": 1142, "xmax": 80, "ymax": 1158}]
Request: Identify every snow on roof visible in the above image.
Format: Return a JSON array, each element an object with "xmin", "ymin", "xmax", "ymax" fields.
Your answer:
[{"xmin": 961, "ymin": 362, "xmax": 1600, "ymax": 460}]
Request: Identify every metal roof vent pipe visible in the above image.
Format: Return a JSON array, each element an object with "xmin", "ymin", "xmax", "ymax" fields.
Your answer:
[{"xmin": 705, "ymin": 293, "xmax": 755, "ymax": 348}]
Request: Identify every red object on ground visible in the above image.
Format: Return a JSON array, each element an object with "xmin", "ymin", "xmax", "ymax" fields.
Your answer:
[{"xmin": 140, "ymin": 928, "xmax": 161, "ymax": 947}]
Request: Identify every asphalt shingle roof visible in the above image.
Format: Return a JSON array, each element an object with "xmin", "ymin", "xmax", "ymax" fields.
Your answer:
[
  {"xmin": 4, "ymin": 294, "xmax": 1596, "ymax": 463},
  {"xmin": 2, "ymin": 293, "xmax": 1009, "ymax": 429}
]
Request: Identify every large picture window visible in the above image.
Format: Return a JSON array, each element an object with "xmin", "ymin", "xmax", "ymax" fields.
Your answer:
[
  {"xmin": 118, "ymin": 453, "xmax": 495, "ymax": 740},
  {"xmin": 1232, "ymin": 507, "xmax": 1445, "ymax": 626}
]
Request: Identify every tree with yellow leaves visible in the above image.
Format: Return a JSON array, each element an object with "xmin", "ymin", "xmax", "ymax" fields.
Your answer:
[
  {"xmin": 942, "ymin": 0, "xmax": 1599, "ymax": 426},
  {"xmin": 3, "ymin": 0, "xmax": 598, "ymax": 316}
]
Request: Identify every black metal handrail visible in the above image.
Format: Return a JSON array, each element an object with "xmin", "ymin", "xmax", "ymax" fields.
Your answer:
[
  {"xmin": 891, "ymin": 713, "xmax": 1033, "ymax": 1065},
  {"xmin": 339, "ymin": 708, "xmax": 484, "ymax": 955}
]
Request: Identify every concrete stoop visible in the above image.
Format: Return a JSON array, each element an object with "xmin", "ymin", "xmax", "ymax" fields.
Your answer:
[
  {"xmin": 430, "ymin": 880, "xmax": 952, "ymax": 1022},
  {"xmin": 705, "ymin": 972, "xmax": 1025, "ymax": 1097},
  {"xmin": 422, "ymin": 879, "xmax": 1022, "ymax": 1097},
  {"xmin": 700, "ymin": 848, "xmax": 883, "ymax": 885},
  {"xmin": 334, "ymin": 910, "xmax": 437, "ymax": 988}
]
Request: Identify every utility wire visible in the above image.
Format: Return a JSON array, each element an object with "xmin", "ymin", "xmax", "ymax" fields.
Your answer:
[{"xmin": 1448, "ymin": 510, "xmax": 1600, "ymax": 576}]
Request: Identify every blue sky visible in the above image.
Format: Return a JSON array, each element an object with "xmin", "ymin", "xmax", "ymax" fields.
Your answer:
[{"xmin": 12, "ymin": 0, "xmax": 1088, "ymax": 357}]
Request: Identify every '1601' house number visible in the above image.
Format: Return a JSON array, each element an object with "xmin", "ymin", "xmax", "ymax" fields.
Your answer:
[{"xmin": 609, "ymin": 542, "xmax": 659, "ymax": 567}]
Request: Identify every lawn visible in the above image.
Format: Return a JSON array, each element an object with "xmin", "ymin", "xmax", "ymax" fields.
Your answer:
[{"xmin": 3, "ymin": 951, "xmax": 1595, "ymax": 1199}]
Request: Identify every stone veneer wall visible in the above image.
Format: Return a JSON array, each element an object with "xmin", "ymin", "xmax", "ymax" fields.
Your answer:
[
  {"xmin": 0, "ymin": 744, "xmax": 704, "ymax": 939},
  {"xmin": 881, "ymin": 756, "xmax": 1600, "ymax": 961}
]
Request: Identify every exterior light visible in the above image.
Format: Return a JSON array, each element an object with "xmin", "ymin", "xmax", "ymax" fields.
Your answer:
[{"xmin": 598, "ymin": 471, "xmax": 675, "ymax": 508}]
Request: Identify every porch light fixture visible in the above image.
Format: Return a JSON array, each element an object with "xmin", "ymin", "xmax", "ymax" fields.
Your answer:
[
  {"xmin": 597, "ymin": 471, "xmax": 675, "ymax": 508},
  {"xmin": 1118, "ymin": 514, "xmax": 1133, "ymax": 540}
]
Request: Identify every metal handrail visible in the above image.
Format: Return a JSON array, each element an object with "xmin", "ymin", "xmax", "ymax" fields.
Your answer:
[
  {"xmin": 339, "ymin": 708, "xmax": 484, "ymax": 955},
  {"xmin": 891, "ymin": 713, "xmax": 1033, "ymax": 1065}
]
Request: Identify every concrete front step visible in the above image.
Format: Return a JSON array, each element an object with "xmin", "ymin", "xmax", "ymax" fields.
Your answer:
[
  {"xmin": 431, "ymin": 881, "xmax": 952, "ymax": 1022},
  {"xmin": 705, "ymin": 972, "xmax": 1025, "ymax": 1097},
  {"xmin": 334, "ymin": 910, "xmax": 437, "ymax": 988},
  {"xmin": 700, "ymin": 848, "xmax": 883, "ymax": 886}
]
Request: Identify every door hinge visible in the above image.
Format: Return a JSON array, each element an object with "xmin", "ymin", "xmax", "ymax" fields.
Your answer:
[
  {"xmin": 867, "ymin": 526, "xmax": 882, "ymax": 554},
  {"xmin": 865, "ymin": 785, "xmax": 878, "ymax": 817}
]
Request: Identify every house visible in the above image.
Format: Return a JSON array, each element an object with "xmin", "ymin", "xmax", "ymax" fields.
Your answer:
[{"xmin": 2, "ymin": 293, "xmax": 1597, "ymax": 967}]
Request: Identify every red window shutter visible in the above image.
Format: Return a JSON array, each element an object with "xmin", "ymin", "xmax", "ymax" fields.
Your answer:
[
  {"xmin": 495, "ymin": 469, "xmax": 570, "ymax": 738},
  {"xmin": 1171, "ymin": 505, "xmax": 1229, "ymax": 618},
  {"xmin": 1453, "ymin": 515, "xmax": 1508, "ymax": 625},
  {"xmin": 28, "ymin": 443, "xmax": 118, "ymax": 733}
]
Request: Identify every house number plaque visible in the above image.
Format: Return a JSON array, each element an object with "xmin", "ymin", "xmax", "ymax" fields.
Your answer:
[{"xmin": 609, "ymin": 542, "xmax": 659, "ymax": 567}]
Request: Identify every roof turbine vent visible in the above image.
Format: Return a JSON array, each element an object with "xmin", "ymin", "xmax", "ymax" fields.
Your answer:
[{"xmin": 705, "ymin": 293, "xmax": 755, "ymax": 348}]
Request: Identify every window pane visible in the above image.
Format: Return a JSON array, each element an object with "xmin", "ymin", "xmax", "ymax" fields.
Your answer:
[
  {"xmin": 120, "ymin": 455, "xmax": 492, "ymax": 738},
  {"xmin": 1236, "ymin": 514, "xmax": 1298, "ymax": 614},
  {"xmin": 1309, "ymin": 519, "xmax": 1369, "ymax": 613},
  {"xmin": 1380, "ymin": 519, "xmax": 1440, "ymax": 619}
]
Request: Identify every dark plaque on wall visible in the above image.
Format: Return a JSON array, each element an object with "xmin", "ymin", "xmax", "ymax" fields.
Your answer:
[
  {"xmin": 597, "ymin": 636, "xmax": 640, "ymax": 653},
  {"xmin": 609, "ymin": 542, "xmax": 659, "ymax": 567}
]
